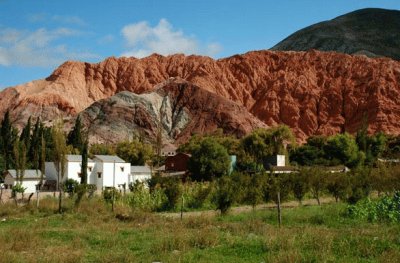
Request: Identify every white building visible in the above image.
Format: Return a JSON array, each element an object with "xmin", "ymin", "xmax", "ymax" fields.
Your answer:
[
  {"xmin": 45, "ymin": 155, "xmax": 131, "ymax": 191},
  {"xmin": 92, "ymin": 155, "xmax": 131, "ymax": 190},
  {"xmin": 130, "ymin": 166, "xmax": 152, "ymax": 184},
  {"xmin": 3, "ymin": 170, "xmax": 44, "ymax": 193},
  {"xmin": 45, "ymin": 155, "xmax": 96, "ymax": 184}
]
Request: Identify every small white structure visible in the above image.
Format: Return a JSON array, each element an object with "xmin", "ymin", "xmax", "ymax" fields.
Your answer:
[
  {"xmin": 3, "ymin": 170, "xmax": 44, "ymax": 193},
  {"xmin": 130, "ymin": 166, "xmax": 152, "ymax": 184},
  {"xmin": 161, "ymin": 144, "xmax": 177, "ymax": 157},
  {"xmin": 92, "ymin": 155, "xmax": 131, "ymax": 190},
  {"xmin": 264, "ymin": 155, "xmax": 297, "ymax": 174},
  {"xmin": 45, "ymin": 155, "xmax": 96, "ymax": 184}
]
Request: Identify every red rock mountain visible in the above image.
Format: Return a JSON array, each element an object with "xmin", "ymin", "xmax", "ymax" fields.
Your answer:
[{"xmin": 1, "ymin": 50, "xmax": 400, "ymax": 142}]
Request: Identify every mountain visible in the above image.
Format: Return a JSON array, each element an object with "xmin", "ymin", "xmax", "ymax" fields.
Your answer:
[
  {"xmin": 80, "ymin": 79, "xmax": 267, "ymax": 144},
  {"xmin": 271, "ymin": 8, "xmax": 400, "ymax": 60},
  {"xmin": 1, "ymin": 50, "xmax": 400, "ymax": 143}
]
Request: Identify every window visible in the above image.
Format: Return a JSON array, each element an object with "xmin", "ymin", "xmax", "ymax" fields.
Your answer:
[
  {"xmin": 120, "ymin": 167, "xmax": 124, "ymax": 172},
  {"xmin": 97, "ymin": 172, "xmax": 102, "ymax": 179},
  {"xmin": 88, "ymin": 166, "xmax": 93, "ymax": 172},
  {"xmin": 78, "ymin": 172, "xmax": 82, "ymax": 177}
]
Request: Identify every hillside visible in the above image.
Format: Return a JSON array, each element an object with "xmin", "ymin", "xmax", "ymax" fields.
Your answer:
[
  {"xmin": 1, "ymin": 50, "xmax": 399, "ymax": 142},
  {"xmin": 271, "ymin": 8, "xmax": 400, "ymax": 60},
  {"xmin": 80, "ymin": 79, "xmax": 266, "ymax": 144}
]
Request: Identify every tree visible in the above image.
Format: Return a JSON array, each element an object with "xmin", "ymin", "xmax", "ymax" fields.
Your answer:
[
  {"xmin": 29, "ymin": 118, "xmax": 42, "ymax": 170},
  {"xmin": 244, "ymin": 173, "xmax": 264, "ymax": 209},
  {"xmin": 291, "ymin": 170, "xmax": 309, "ymax": 205},
  {"xmin": 90, "ymin": 143, "xmax": 115, "ymax": 156},
  {"xmin": 307, "ymin": 167, "xmax": 327, "ymax": 205},
  {"xmin": 116, "ymin": 140, "xmax": 154, "ymax": 165},
  {"xmin": 20, "ymin": 117, "xmax": 31, "ymax": 149},
  {"xmin": 1, "ymin": 111, "xmax": 17, "ymax": 170},
  {"xmin": 213, "ymin": 175, "xmax": 235, "ymax": 215},
  {"xmin": 326, "ymin": 172, "xmax": 350, "ymax": 202},
  {"xmin": 52, "ymin": 121, "xmax": 68, "ymax": 213},
  {"xmin": 324, "ymin": 133, "xmax": 365, "ymax": 168},
  {"xmin": 290, "ymin": 135, "xmax": 329, "ymax": 166},
  {"xmin": 39, "ymin": 135, "xmax": 46, "ymax": 187},
  {"xmin": 242, "ymin": 126, "xmax": 295, "ymax": 168},
  {"xmin": 188, "ymin": 137, "xmax": 231, "ymax": 181},
  {"xmin": 80, "ymin": 139, "xmax": 88, "ymax": 184},
  {"xmin": 67, "ymin": 115, "xmax": 84, "ymax": 151}
]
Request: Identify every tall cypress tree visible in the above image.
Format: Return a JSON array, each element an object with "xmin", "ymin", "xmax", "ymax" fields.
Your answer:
[
  {"xmin": 1, "ymin": 111, "xmax": 15, "ymax": 170},
  {"xmin": 20, "ymin": 117, "xmax": 32, "ymax": 148},
  {"xmin": 30, "ymin": 118, "xmax": 41, "ymax": 170},
  {"xmin": 67, "ymin": 115, "xmax": 83, "ymax": 151},
  {"xmin": 81, "ymin": 139, "xmax": 88, "ymax": 184},
  {"xmin": 39, "ymin": 134, "xmax": 46, "ymax": 187}
]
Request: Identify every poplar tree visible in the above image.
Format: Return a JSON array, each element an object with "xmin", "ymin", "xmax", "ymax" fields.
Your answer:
[
  {"xmin": 67, "ymin": 115, "xmax": 84, "ymax": 151},
  {"xmin": 1, "ymin": 111, "xmax": 14, "ymax": 170},
  {"xmin": 81, "ymin": 139, "xmax": 88, "ymax": 184},
  {"xmin": 52, "ymin": 120, "xmax": 68, "ymax": 213}
]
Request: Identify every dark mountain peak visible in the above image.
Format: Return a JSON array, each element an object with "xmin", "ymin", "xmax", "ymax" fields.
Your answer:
[{"xmin": 271, "ymin": 8, "xmax": 400, "ymax": 60}]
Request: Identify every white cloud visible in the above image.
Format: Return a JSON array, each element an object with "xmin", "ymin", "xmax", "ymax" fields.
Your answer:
[
  {"xmin": 28, "ymin": 13, "xmax": 87, "ymax": 27},
  {"xmin": 0, "ymin": 27, "xmax": 99, "ymax": 67},
  {"xmin": 121, "ymin": 19, "xmax": 221, "ymax": 58}
]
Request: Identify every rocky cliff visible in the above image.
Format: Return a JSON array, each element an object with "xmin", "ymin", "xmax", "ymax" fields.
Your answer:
[
  {"xmin": 1, "ymin": 50, "xmax": 399, "ymax": 142},
  {"xmin": 81, "ymin": 79, "xmax": 267, "ymax": 144}
]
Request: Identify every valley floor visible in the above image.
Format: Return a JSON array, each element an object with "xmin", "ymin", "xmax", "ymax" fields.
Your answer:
[{"xmin": 0, "ymin": 198, "xmax": 399, "ymax": 262}]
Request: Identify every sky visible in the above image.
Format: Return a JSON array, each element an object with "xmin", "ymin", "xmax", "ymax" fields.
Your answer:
[{"xmin": 0, "ymin": 0, "xmax": 399, "ymax": 89}]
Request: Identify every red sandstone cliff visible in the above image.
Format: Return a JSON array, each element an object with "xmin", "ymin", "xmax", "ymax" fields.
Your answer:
[{"xmin": 1, "ymin": 50, "xmax": 399, "ymax": 141}]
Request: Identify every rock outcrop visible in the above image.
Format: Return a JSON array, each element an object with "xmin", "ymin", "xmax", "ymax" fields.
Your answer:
[
  {"xmin": 81, "ymin": 79, "xmax": 267, "ymax": 144},
  {"xmin": 1, "ymin": 50, "xmax": 400, "ymax": 142}
]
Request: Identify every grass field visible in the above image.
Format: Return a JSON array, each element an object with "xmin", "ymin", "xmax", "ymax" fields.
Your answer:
[{"xmin": 0, "ymin": 197, "xmax": 399, "ymax": 263}]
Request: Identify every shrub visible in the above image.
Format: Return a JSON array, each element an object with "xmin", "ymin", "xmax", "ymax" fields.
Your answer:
[
  {"xmin": 103, "ymin": 187, "xmax": 122, "ymax": 203},
  {"xmin": 212, "ymin": 175, "xmax": 235, "ymax": 215},
  {"xmin": 347, "ymin": 191, "xmax": 400, "ymax": 222},
  {"xmin": 186, "ymin": 182, "xmax": 213, "ymax": 209},
  {"xmin": 162, "ymin": 178, "xmax": 183, "ymax": 211},
  {"xmin": 64, "ymin": 179, "xmax": 79, "ymax": 196}
]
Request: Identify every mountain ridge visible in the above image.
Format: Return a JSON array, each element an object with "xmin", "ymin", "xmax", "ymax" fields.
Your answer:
[
  {"xmin": 1, "ymin": 49, "xmax": 399, "ymax": 143},
  {"xmin": 271, "ymin": 8, "xmax": 400, "ymax": 60}
]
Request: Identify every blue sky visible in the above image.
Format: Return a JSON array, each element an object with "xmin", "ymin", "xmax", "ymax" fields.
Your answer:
[{"xmin": 1, "ymin": 0, "xmax": 399, "ymax": 89}]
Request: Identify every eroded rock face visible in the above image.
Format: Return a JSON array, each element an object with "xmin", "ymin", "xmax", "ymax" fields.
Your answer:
[
  {"xmin": 81, "ymin": 79, "xmax": 266, "ymax": 144},
  {"xmin": 1, "ymin": 50, "xmax": 400, "ymax": 142}
]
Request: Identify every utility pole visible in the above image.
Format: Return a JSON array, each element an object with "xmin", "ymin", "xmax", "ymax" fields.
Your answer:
[
  {"xmin": 112, "ymin": 160, "xmax": 115, "ymax": 212},
  {"xmin": 277, "ymin": 191, "xmax": 282, "ymax": 228}
]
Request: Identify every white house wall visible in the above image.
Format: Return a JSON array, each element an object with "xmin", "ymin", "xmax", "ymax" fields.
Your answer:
[
  {"xmin": 130, "ymin": 173, "xmax": 152, "ymax": 184},
  {"xmin": 4, "ymin": 175, "xmax": 40, "ymax": 193},
  {"xmin": 101, "ymin": 162, "xmax": 131, "ymax": 189}
]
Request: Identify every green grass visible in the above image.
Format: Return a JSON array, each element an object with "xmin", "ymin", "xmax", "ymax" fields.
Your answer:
[{"xmin": 0, "ymin": 198, "xmax": 399, "ymax": 262}]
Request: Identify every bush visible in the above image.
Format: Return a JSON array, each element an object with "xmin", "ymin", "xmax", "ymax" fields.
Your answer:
[
  {"xmin": 125, "ymin": 184, "xmax": 167, "ymax": 212},
  {"xmin": 185, "ymin": 182, "xmax": 213, "ymax": 209},
  {"xmin": 64, "ymin": 179, "xmax": 79, "ymax": 196},
  {"xmin": 103, "ymin": 188, "xmax": 122, "ymax": 203},
  {"xmin": 347, "ymin": 192, "xmax": 400, "ymax": 222},
  {"xmin": 212, "ymin": 176, "xmax": 235, "ymax": 215},
  {"xmin": 162, "ymin": 178, "xmax": 183, "ymax": 211}
]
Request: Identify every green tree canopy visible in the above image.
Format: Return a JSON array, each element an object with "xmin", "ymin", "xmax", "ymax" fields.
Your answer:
[
  {"xmin": 188, "ymin": 137, "xmax": 231, "ymax": 181},
  {"xmin": 324, "ymin": 133, "xmax": 365, "ymax": 168},
  {"xmin": 241, "ymin": 125, "xmax": 296, "ymax": 166},
  {"xmin": 115, "ymin": 139, "xmax": 154, "ymax": 165}
]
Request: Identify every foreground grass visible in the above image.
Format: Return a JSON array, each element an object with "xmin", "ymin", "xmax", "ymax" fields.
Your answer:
[{"xmin": 0, "ymin": 198, "xmax": 399, "ymax": 262}]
